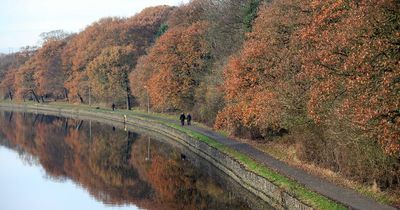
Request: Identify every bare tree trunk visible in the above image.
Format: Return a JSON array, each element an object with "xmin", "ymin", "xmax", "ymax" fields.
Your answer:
[
  {"xmin": 126, "ymin": 82, "xmax": 132, "ymax": 110},
  {"xmin": 123, "ymin": 75, "xmax": 132, "ymax": 110},
  {"xmin": 8, "ymin": 88, "xmax": 13, "ymax": 101},
  {"xmin": 64, "ymin": 88, "xmax": 69, "ymax": 102},
  {"xmin": 77, "ymin": 93, "xmax": 84, "ymax": 104},
  {"xmin": 31, "ymin": 90, "xmax": 40, "ymax": 103}
]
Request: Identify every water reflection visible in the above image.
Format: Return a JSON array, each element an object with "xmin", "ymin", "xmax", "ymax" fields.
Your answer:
[{"xmin": 0, "ymin": 111, "xmax": 269, "ymax": 210}]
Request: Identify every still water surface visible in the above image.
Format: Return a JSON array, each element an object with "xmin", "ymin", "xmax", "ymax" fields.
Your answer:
[{"xmin": 0, "ymin": 111, "xmax": 270, "ymax": 210}]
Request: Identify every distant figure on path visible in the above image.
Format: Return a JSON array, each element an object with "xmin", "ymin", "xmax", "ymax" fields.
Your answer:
[
  {"xmin": 112, "ymin": 103, "xmax": 116, "ymax": 111},
  {"xmin": 180, "ymin": 113, "xmax": 186, "ymax": 126},
  {"xmin": 187, "ymin": 113, "xmax": 192, "ymax": 126},
  {"xmin": 181, "ymin": 153, "xmax": 187, "ymax": 160}
]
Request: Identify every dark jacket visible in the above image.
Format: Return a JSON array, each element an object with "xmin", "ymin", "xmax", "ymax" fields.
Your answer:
[{"xmin": 180, "ymin": 114, "xmax": 186, "ymax": 121}]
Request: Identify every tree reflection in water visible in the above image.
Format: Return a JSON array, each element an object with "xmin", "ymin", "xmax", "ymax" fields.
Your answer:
[{"xmin": 0, "ymin": 111, "xmax": 256, "ymax": 210}]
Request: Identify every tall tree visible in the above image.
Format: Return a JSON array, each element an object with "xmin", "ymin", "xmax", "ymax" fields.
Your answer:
[
  {"xmin": 0, "ymin": 48, "xmax": 36, "ymax": 99},
  {"xmin": 300, "ymin": 0, "xmax": 400, "ymax": 155},
  {"xmin": 14, "ymin": 63, "xmax": 39, "ymax": 102},
  {"xmin": 130, "ymin": 21, "xmax": 212, "ymax": 111},
  {"xmin": 12, "ymin": 40, "xmax": 67, "ymax": 102},
  {"xmin": 87, "ymin": 45, "xmax": 137, "ymax": 109},
  {"xmin": 39, "ymin": 30, "xmax": 73, "ymax": 44},
  {"xmin": 34, "ymin": 39, "xmax": 68, "ymax": 100},
  {"xmin": 215, "ymin": 0, "xmax": 311, "ymax": 138}
]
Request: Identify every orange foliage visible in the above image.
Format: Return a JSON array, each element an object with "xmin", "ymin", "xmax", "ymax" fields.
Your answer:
[
  {"xmin": 33, "ymin": 40, "xmax": 67, "ymax": 98},
  {"xmin": 86, "ymin": 45, "xmax": 136, "ymax": 104},
  {"xmin": 0, "ymin": 50, "xmax": 34, "ymax": 99},
  {"xmin": 14, "ymin": 63, "xmax": 36, "ymax": 100},
  {"xmin": 215, "ymin": 0, "xmax": 311, "ymax": 138},
  {"xmin": 167, "ymin": 0, "xmax": 205, "ymax": 27},
  {"xmin": 130, "ymin": 21, "xmax": 211, "ymax": 111},
  {"xmin": 0, "ymin": 68, "xmax": 16, "ymax": 98},
  {"xmin": 62, "ymin": 6, "xmax": 174, "ymax": 102},
  {"xmin": 11, "ymin": 40, "xmax": 67, "ymax": 101},
  {"xmin": 300, "ymin": 0, "xmax": 400, "ymax": 154}
]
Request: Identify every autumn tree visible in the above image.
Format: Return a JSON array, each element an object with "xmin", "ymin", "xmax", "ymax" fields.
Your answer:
[
  {"xmin": 131, "ymin": 0, "xmax": 269, "ymax": 123},
  {"xmin": 300, "ymin": 0, "xmax": 400, "ymax": 155},
  {"xmin": 189, "ymin": 0, "xmax": 260, "ymax": 124},
  {"xmin": 39, "ymin": 30, "xmax": 72, "ymax": 44},
  {"xmin": 62, "ymin": 6, "xmax": 174, "ymax": 103},
  {"xmin": 130, "ymin": 21, "xmax": 212, "ymax": 111},
  {"xmin": 12, "ymin": 39, "xmax": 68, "ymax": 102},
  {"xmin": 62, "ymin": 17, "xmax": 126, "ymax": 103},
  {"xmin": 87, "ymin": 45, "xmax": 137, "ymax": 109},
  {"xmin": 167, "ymin": 0, "xmax": 206, "ymax": 27},
  {"xmin": 0, "ymin": 54, "xmax": 17, "ymax": 81},
  {"xmin": 34, "ymin": 39, "xmax": 68, "ymax": 100},
  {"xmin": 14, "ymin": 62, "xmax": 40, "ymax": 102},
  {"xmin": 0, "ymin": 69, "xmax": 16, "ymax": 100},
  {"xmin": 202, "ymin": 0, "xmax": 257, "ymax": 59},
  {"xmin": 0, "ymin": 48, "xmax": 36, "ymax": 100},
  {"xmin": 215, "ymin": 0, "xmax": 312, "ymax": 139}
]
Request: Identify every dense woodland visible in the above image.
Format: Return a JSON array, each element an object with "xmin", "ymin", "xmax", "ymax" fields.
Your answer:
[{"xmin": 0, "ymin": 0, "xmax": 399, "ymax": 197}]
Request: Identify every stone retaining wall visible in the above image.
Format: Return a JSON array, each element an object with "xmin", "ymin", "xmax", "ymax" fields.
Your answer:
[{"xmin": 0, "ymin": 103, "xmax": 313, "ymax": 210}]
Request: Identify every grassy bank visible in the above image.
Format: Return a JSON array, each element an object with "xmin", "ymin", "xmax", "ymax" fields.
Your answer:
[
  {"xmin": 239, "ymin": 135, "xmax": 399, "ymax": 207},
  {"xmin": 0, "ymin": 101, "xmax": 348, "ymax": 209}
]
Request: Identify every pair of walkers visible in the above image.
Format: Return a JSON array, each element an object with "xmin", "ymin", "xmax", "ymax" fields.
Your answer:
[{"xmin": 180, "ymin": 113, "xmax": 192, "ymax": 126}]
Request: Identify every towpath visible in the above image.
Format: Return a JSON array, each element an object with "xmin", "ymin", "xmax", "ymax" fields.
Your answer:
[{"xmin": 134, "ymin": 112, "xmax": 396, "ymax": 210}]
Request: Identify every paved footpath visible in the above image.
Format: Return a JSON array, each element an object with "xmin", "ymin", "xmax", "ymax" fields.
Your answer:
[{"xmin": 137, "ymin": 112, "xmax": 397, "ymax": 210}]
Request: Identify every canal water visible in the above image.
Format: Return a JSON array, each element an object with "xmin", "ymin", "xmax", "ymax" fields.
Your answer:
[{"xmin": 0, "ymin": 111, "xmax": 272, "ymax": 210}]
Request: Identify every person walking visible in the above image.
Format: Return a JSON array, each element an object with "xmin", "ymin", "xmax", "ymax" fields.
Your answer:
[
  {"xmin": 180, "ymin": 113, "xmax": 186, "ymax": 126},
  {"xmin": 112, "ymin": 103, "xmax": 116, "ymax": 111},
  {"xmin": 187, "ymin": 113, "xmax": 192, "ymax": 126}
]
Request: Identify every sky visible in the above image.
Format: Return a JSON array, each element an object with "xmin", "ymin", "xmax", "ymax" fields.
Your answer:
[{"xmin": 0, "ymin": 0, "xmax": 189, "ymax": 53}]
